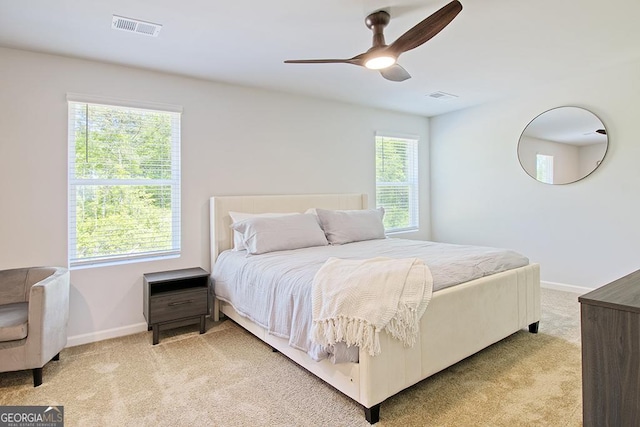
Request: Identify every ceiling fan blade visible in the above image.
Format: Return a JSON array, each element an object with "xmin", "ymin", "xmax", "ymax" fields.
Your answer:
[
  {"xmin": 380, "ymin": 64, "xmax": 411, "ymax": 82},
  {"xmin": 388, "ymin": 0, "xmax": 462, "ymax": 55},
  {"xmin": 284, "ymin": 58, "xmax": 358, "ymax": 65}
]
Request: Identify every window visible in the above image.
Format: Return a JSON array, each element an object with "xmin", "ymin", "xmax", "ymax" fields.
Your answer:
[
  {"xmin": 375, "ymin": 134, "xmax": 419, "ymax": 233},
  {"xmin": 68, "ymin": 97, "xmax": 181, "ymax": 267},
  {"xmin": 536, "ymin": 154, "xmax": 554, "ymax": 184}
]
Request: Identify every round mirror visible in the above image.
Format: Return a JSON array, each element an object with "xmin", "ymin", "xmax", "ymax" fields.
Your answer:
[{"xmin": 517, "ymin": 106, "xmax": 608, "ymax": 184}]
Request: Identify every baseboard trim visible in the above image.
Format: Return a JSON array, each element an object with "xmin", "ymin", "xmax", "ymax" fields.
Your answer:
[
  {"xmin": 541, "ymin": 280, "xmax": 592, "ymax": 295},
  {"xmin": 66, "ymin": 322, "xmax": 148, "ymax": 347}
]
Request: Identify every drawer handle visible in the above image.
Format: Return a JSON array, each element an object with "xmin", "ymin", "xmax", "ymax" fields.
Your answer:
[{"xmin": 168, "ymin": 300, "xmax": 194, "ymax": 306}]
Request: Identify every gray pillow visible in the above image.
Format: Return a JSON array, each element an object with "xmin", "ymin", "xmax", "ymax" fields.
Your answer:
[
  {"xmin": 229, "ymin": 211, "xmax": 297, "ymax": 251},
  {"xmin": 231, "ymin": 213, "xmax": 328, "ymax": 255},
  {"xmin": 315, "ymin": 208, "xmax": 385, "ymax": 245}
]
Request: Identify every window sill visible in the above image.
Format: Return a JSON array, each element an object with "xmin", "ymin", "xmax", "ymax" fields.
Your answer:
[{"xmin": 70, "ymin": 253, "xmax": 180, "ymax": 270}]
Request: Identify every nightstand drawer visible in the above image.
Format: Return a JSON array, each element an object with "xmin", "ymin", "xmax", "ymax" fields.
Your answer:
[{"xmin": 149, "ymin": 288, "xmax": 208, "ymax": 324}]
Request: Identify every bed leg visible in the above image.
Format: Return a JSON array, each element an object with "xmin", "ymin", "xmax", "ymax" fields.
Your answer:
[
  {"xmin": 271, "ymin": 347, "xmax": 279, "ymax": 353},
  {"xmin": 528, "ymin": 321, "xmax": 539, "ymax": 333},
  {"xmin": 213, "ymin": 298, "xmax": 220, "ymax": 322},
  {"xmin": 364, "ymin": 404, "xmax": 380, "ymax": 424}
]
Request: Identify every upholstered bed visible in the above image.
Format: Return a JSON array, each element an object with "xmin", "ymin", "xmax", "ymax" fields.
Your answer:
[{"xmin": 209, "ymin": 193, "xmax": 541, "ymax": 424}]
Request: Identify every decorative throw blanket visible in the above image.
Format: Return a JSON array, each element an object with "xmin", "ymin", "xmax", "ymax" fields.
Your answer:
[{"xmin": 311, "ymin": 257, "xmax": 433, "ymax": 356}]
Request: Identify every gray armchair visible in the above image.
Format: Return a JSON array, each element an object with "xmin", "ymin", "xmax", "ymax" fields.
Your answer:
[{"xmin": 0, "ymin": 267, "xmax": 70, "ymax": 386}]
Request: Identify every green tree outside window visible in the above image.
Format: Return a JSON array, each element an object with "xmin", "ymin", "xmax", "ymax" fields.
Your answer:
[{"xmin": 69, "ymin": 102, "xmax": 180, "ymax": 265}]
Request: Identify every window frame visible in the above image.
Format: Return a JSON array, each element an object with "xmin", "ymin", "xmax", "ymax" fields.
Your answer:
[
  {"xmin": 375, "ymin": 133, "xmax": 420, "ymax": 234},
  {"xmin": 67, "ymin": 94, "xmax": 182, "ymax": 267}
]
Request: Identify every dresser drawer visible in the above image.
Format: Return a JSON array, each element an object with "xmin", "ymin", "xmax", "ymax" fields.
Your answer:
[{"xmin": 149, "ymin": 288, "xmax": 208, "ymax": 324}]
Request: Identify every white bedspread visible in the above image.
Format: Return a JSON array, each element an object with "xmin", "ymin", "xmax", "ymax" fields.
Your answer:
[
  {"xmin": 212, "ymin": 238, "xmax": 529, "ymax": 362},
  {"xmin": 312, "ymin": 257, "xmax": 433, "ymax": 356}
]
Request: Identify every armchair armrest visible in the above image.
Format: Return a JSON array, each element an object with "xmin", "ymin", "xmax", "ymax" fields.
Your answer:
[{"xmin": 25, "ymin": 268, "xmax": 70, "ymax": 367}]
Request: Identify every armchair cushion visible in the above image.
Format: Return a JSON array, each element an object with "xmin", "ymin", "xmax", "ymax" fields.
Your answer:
[{"xmin": 0, "ymin": 302, "xmax": 28, "ymax": 341}]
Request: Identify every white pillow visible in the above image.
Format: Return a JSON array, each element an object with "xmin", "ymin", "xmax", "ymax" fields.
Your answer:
[
  {"xmin": 315, "ymin": 208, "xmax": 385, "ymax": 245},
  {"xmin": 231, "ymin": 213, "xmax": 328, "ymax": 255},
  {"xmin": 229, "ymin": 211, "xmax": 297, "ymax": 251}
]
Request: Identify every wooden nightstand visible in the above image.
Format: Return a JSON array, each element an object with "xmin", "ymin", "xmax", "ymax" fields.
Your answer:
[{"xmin": 143, "ymin": 267, "xmax": 210, "ymax": 345}]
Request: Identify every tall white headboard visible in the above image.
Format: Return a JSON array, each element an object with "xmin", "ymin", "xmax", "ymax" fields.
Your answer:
[{"xmin": 209, "ymin": 193, "xmax": 368, "ymax": 267}]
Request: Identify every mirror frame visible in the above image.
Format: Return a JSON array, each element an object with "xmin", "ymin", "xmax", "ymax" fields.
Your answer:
[{"xmin": 518, "ymin": 106, "xmax": 608, "ymax": 185}]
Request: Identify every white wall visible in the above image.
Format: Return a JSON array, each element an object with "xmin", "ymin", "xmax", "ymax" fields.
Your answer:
[
  {"xmin": 431, "ymin": 57, "xmax": 640, "ymax": 289},
  {"xmin": 578, "ymin": 142, "xmax": 607, "ymax": 179},
  {"xmin": 0, "ymin": 47, "xmax": 429, "ymax": 344}
]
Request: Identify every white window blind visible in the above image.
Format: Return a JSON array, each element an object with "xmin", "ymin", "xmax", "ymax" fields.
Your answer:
[
  {"xmin": 68, "ymin": 100, "xmax": 181, "ymax": 267},
  {"xmin": 375, "ymin": 134, "xmax": 419, "ymax": 233}
]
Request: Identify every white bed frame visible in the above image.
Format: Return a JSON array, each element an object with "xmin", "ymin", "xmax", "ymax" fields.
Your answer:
[{"xmin": 209, "ymin": 194, "xmax": 540, "ymax": 424}]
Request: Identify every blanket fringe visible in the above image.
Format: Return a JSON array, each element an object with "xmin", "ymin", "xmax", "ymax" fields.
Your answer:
[
  {"xmin": 313, "ymin": 303, "xmax": 420, "ymax": 357},
  {"xmin": 385, "ymin": 303, "xmax": 419, "ymax": 348},
  {"xmin": 313, "ymin": 317, "xmax": 381, "ymax": 356}
]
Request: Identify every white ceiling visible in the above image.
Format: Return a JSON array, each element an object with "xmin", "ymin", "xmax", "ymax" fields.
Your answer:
[
  {"xmin": 1, "ymin": 0, "xmax": 638, "ymax": 117},
  {"xmin": 522, "ymin": 106, "xmax": 608, "ymax": 146}
]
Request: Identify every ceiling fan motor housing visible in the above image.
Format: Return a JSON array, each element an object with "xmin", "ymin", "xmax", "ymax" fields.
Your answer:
[{"xmin": 366, "ymin": 11, "xmax": 391, "ymax": 48}]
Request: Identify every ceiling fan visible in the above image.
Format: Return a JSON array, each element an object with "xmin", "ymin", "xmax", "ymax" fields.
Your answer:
[{"xmin": 284, "ymin": 0, "xmax": 463, "ymax": 82}]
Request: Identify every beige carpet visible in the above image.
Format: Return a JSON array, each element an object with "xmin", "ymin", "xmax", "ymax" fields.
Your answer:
[{"xmin": 0, "ymin": 288, "xmax": 583, "ymax": 426}]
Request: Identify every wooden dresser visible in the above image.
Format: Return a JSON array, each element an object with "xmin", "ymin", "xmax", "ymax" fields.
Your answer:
[{"xmin": 579, "ymin": 269, "xmax": 640, "ymax": 426}]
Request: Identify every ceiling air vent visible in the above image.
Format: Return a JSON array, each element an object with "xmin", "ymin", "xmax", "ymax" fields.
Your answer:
[
  {"xmin": 427, "ymin": 91, "xmax": 458, "ymax": 100},
  {"xmin": 111, "ymin": 15, "xmax": 162, "ymax": 37}
]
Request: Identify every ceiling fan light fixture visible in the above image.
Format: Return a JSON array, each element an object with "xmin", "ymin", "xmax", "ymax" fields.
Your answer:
[{"xmin": 364, "ymin": 55, "xmax": 396, "ymax": 70}]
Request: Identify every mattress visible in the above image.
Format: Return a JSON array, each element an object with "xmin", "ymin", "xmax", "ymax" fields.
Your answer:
[{"xmin": 212, "ymin": 238, "xmax": 529, "ymax": 362}]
